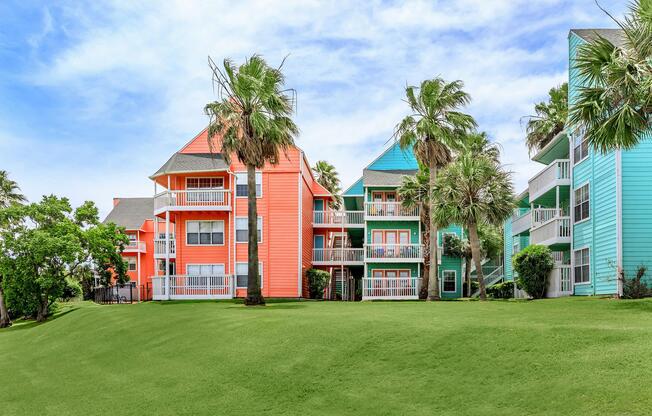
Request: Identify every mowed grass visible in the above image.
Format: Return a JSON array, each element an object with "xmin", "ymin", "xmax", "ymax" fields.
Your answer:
[{"xmin": 2, "ymin": 298, "xmax": 652, "ymax": 415}]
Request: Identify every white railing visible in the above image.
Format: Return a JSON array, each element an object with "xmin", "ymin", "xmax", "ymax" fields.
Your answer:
[
  {"xmin": 362, "ymin": 277, "xmax": 421, "ymax": 299},
  {"xmin": 471, "ymin": 265, "xmax": 504, "ymax": 297},
  {"xmin": 154, "ymin": 190, "xmax": 231, "ymax": 211},
  {"xmin": 313, "ymin": 211, "xmax": 364, "ymax": 226},
  {"xmin": 154, "ymin": 239, "xmax": 176, "ymax": 257},
  {"xmin": 151, "ymin": 275, "xmax": 235, "ymax": 300},
  {"xmin": 547, "ymin": 265, "xmax": 572, "ymax": 297},
  {"xmin": 123, "ymin": 241, "xmax": 146, "ymax": 253},
  {"xmin": 529, "ymin": 159, "xmax": 570, "ymax": 200},
  {"xmin": 530, "ymin": 217, "xmax": 571, "ymax": 245},
  {"xmin": 531, "ymin": 208, "xmax": 565, "ymax": 228},
  {"xmin": 512, "ymin": 210, "xmax": 531, "ymax": 235},
  {"xmin": 365, "ymin": 202, "xmax": 419, "ymax": 218},
  {"xmin": 365, "ymin": 244, "xmax": 423, "ymax": 260},
  {"xmin": 312, "ymin": 248, "xmax": 364, "ymax": 263},
  {"xmin": 552, "ymin": 251, "xmax": 566, "ymax": 264}
]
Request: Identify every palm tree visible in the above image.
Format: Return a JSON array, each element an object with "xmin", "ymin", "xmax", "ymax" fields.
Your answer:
[
  {"xmin": 432, "ymin": 154, "xmax": 514, "ymax": 300},
  {"xmin": 569, "ymin": 2, "xmax": 652, "ymax": 152},
  {"xmin": 0, "ymin": 171, "xmax": 26, "ymax": 327},
  {"xmin": 394, "ymin": 78, "xmax": 476, "ymax": 301},
  {"xmin": 312, "ymin": 160, "xmax": 342, "ymax": 208},
  {"xmin": 205, "ymin": 55, "xmax": 298, "ymax": 306},
  {"xmin": 523, "ymin": 83, "xmax": 568, "ymax": 154},
  {"xmin": 398, "ymin": 167, "xmax": 430, "ymax": 299}
]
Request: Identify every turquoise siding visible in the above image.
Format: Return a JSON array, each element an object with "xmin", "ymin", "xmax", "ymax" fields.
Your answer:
[
  {"xmin": 503, "ymin": 219, "xmax": 513, "ymax": 280},
  {"xmin": 367, "ymin": 263, "xmax": 419, "ymax": 277},
  {"xmin": 367, "ymin": 142, "xmax": 418, "ymax": 170},
  {"xmin": 344, "ymin": 177, "xmax": 363, "ymax": 196},
  {"xmin": 366, "ymin": 221, "xmax": 419, "ymax": 244},
  {"xmin": 439, "ymin": 255, "xmax": 463, "ymax": 299}
]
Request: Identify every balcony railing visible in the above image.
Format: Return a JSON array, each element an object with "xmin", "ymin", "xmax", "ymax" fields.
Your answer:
[
  {"xmin": 511, "ymin": 210, "xmax": 531, "ymax": 235},
  {"xmin": 362, "ymin": 277, "xmax": 421, "ymax": 300},
  {"xmin": 365, "ymin": 244, "xmax": 423, "ymax": 261},
  {"xmin": 313, "ymin": 211, "xmax": 364, "ymax": 227},
  {"xmin": 547, "ymin": 265, "xmax": 572, "ymax": 298},
  {"xmin": 154, "ymin": 190, "xmax": 231, "ymax": 213},
  {"xmin": 365, "ymin": 202, "xmax": 419, "ymax": 219},
  {"xmin": 530, "ymin": 217, "xmax": 571, "ymax": 245},
  {"xmin": 532, "ymin": 208, "xmax": 566, "ymax": 228},
  {"xmin": 312, "ymin": 248, "xmax": 364, "ymax": 264},
  {"xmin": 529, "ymin": 159, "xmax": 570, "ymax": 202},
  {"xmin": 154, "ymin": 239, "xmax": 176, "ymax": 258},
  {"xmin": 123, "ymin": 241, "xmax": 146, "ymax": 253},
  {"xmin": 152, "ymin": 275, "xmax": 234, "ymax": 300}
]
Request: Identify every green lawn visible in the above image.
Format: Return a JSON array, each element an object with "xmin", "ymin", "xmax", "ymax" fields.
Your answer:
[{"xmin": 2, "ymin": 298, "xmax": 652, "ymax": 415}]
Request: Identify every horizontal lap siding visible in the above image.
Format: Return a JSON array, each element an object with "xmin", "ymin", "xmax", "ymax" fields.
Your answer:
[
  {"xmin": 367, "ymin": 263, "xmax": 418, "ymax": 277},
  {"xmin": 302, "ymin": 159, "xmax": 315, "ymax": 297},
  {"xmin": 440, "ymin": 256, "xmax": 463, "ymax": 299},
  {"xmin": 366, "ymin": 221, "xmax": 420, "ymax": 244},
  {"xmin": 592, "ymin": 152, "xmax": 617, "ymax": 294},
  {"xmin": 503, "ymin": 219, "xmax": 513, "ymax": 281},
  {"xmin": 176, "ymin": 211, "xmax": 231, "ymax": 275}
]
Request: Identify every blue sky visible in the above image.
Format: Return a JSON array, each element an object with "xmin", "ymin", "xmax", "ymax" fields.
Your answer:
[{"xmin": 0, "ymin": 0, "xmax": 628, "ymax": 217}]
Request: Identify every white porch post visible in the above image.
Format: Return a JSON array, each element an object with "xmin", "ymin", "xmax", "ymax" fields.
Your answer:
[{"xmin": 165, "ymin": 174, "xmax": 171, "ymax": 301}]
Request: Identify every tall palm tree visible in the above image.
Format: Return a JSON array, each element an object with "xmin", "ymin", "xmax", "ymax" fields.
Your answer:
[
  {"xmin": 312, "ymin": 160, "xmax": 342, "ymax": 208},
  {"xmin": 523, "ymin": 83, "xmax": 568, "ymax": 154},
  {"xmin": 0, "ymin": 171, "xmax": 26, "ymax": 327},
  {"xmin": 394, "ymin": 78, "xmax": 476, "ymax": 300},
  {"xmin": 432, "ymin": 154, "xmax": 514, "ymax": 300},
  {"xmin": 570, "ymin": 1, "xmax": 652, "ymax": 152},
  {"xmin": 205, "ymin": 55, "xmax": 298, "ymax": 306},
  {"xmin": 398, "ymin": 167, "xmax": 430, "ymax": 299}
]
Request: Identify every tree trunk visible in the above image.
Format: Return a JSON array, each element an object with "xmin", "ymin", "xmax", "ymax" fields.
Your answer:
[
  {"xmin": 0, "ymin": 277, "xmax": 11, "ymax": 328},
  {"xmin": 244, "ymin": 164, "xmax": 265, "ymax": 306},
  {"xmin": 36, "ymin": 296, "xmax": 48, "ymax": 323},
  {"xmin": 419, "ymin": 203, "xmax": 430, "ymax": 299},
  {"xmin": 468, "ymin": 222, "xmax": 486, "ymax": 300},
  {"xmin": 464, "ymin": 256, "xmax": 472, "ymax": 297},
  {"xmin": 427, "ymin": 160, "xmax": 440, "ymax": 301}
]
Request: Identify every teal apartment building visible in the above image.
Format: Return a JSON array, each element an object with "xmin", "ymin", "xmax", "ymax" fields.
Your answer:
[
  {"xmin": 313, "ymin": 142, "xmax": 465, "ymax": 300},
  {"xmin": 504, "ymin": 28, "xmax": 652, "ymax": 297}
]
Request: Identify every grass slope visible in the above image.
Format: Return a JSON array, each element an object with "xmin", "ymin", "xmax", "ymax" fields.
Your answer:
[{"xmin": 2, "ymin": 298, "xmax": 652, "ymax": 415}]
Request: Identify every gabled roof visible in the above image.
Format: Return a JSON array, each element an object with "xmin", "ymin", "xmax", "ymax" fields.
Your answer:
[
  {"xmin": 104, "ymin": 198, "xmax": 153, "ymax": 230},
  {"xmin": 150, "ymin": 152, "xmax": 229, "ymax": 179},
  {"xmin": 311, "ymin": 180, "xmax": 332, "ymax": 197},
  {"xmin": 570, "ymin": 28, "xmax": 625, "ymax": 47},
  {"xmin": 363, "ymin": 169, "xmax": 417, "ymax": 187},
  {"xmin": 343, "ymin": 177, "xmax": 364, "ymax": 196},
  {"xmin": 365, "ymin": 141, "xmax": 418, "ymax": 171}
]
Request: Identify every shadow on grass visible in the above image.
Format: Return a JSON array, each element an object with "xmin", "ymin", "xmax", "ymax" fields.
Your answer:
[
  {"xmin": 2, "ymin": 306, "xmax": 80, "ymax": 332},
  {"xmin": 609, "ymin": 299, "xmax": 652, "ymax": 312}
]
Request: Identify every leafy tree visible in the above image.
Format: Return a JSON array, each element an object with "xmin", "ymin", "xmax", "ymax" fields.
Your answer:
[
  {"xmin": 513, "ymin": 245, "xmax": 554, "ymax": 299},
  {"xmin": 398, "ymin": 167, "xmax": 431, "ymax": 299},
  {"xmin": 569, "ymin": 1, "xmax": 652, "ymax": 152},
  {"xmin": 0, "ymin": 196, "xmax": 128, "ymax": 322},
  {"xmin": 0, "ymin": 171, "xmax": 26, "ymax": 328},
  {"xmin": 394, "ymin": 78, "xmax": 476, "ymax": 300},
  {"xmin": 523, "ymin": 83, "xmax": 568, "ymax": 153},
  {"xmin": 205, "ymin": 55, "xmax": 298, "ymax": 306},
  {"xmin": 312, "ymin": 160, "xmax": 342, "ymax": 209},
  {"xmin": 432, "ymin": 154, "xmax": 514, "ymax": 300},
  {"xmin": 306, "ymin": 268, "xmax": 330, "ymax": 299}
]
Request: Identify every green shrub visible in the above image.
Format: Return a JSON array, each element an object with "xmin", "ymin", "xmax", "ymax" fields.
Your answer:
[
  {"xmin": 61, "ymin": 277, "xmax": 82, "ymax": 301},
  {"xmin": 486, "ymin": 281, "xmax": 513, "ymax": 299},
  {"xmin": 621, "ymin": 266, "xmax": 651, "ymax": 299},
  {"xmin": 307, "ymin": 269, "xmax": 330, "ymax": 299},
  {"xmin": 513, "ymin": 245, "xmax": 553, "ymax": 299}
]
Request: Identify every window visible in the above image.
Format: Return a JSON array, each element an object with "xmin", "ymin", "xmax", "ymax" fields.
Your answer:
[
  {"xmin": 186, "ymin": 221, "xmax": 224, "ymax": 245},
  {"xmin": 573, "ymin": 129, "xmax": 589, "ymax": 164},
  {"xmin": 442, "ymin": 270, "xmax": 456, "ymax": 292},
  {"xmin": 127, "ymin": 233, "xmax": 137, "ymax": 243},
  {"xmin": 235, "ymin": 217, "xmax": 263, "ymax": 243},
  {"xmin": 186, "ymin": 264, "xmax": 225, "ymax": 276},
  {"xmin": 235, "ymin": 172, "xmax": 262, "ymax": 197},
  {"xmin": 186, "ymin": 177, "xmax": 224, "ymax": 189},
  {"xmin": 157, "ymin": 260, "xmax": 176, "ymax": 275},
  {"xmin": 574, "ymin": 248, "xmax": 590, "ymax": 284},
  {"xmin": 574, "ymin": 184, "xmax": 590, "ymax": 223},
  {"xmin": 439, "ymin": 232, "xmax": 455, "ymax": 249},
  {"xmin": 236, "ymin": 262, "xmax": 263, "ymax": 288},
  {"xmin": 513, "ymin": 241, "xmax": 520, "ymax": 255},
  {"xmin": 126, "ymin": 257, "xmax": 137, "ymax": 271},
  {"xmin": 370, "ymin": 230, "xmax": 410, "ymax": 244}
]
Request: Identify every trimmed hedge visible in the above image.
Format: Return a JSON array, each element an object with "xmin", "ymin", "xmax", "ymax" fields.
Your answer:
[
  {"xmin": 513, "ymin": 245, "xmax": 553, "ymax": 299},
  {"xmin": 307, "ymin": 269, "xmax": 330, "ymax": 299},
  {"xmin": 486, "ymin": 281, "xmax": 513, "ymax": 299}
]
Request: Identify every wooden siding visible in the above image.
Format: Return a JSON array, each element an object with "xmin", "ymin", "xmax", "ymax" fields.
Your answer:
[
  {"xmin": 366, "ymin": 220, "xmax": 420, "ymax": 244},
  {"xmin": 503, "ymin": 219, "xmax": 514, "ymax": 281},
  {"xmin": 367, "ymin": 142, "xmax": 418, "ymax": 170}
]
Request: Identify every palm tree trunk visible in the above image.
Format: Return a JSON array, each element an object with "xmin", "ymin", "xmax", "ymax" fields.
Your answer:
[
  {"xmin": 427, "ymin": 160, "xmax": 440, "ymax": 301},
  {"xmin": 245, "ymin": 164, "xmax": 265, "ymax": 306},
  {"xmin": 0, "ymin": 277, "xmax": 11, "ymax": 328},
  {"xmin": 468, "ymin": 222, "xmax": 486, "ymax": 300},
  {"xmin": 464, "ymin": 257, "xmax": 472, "ymax": 297},
  {"xmin": 420, "ymin": 204, "xmax": 429, "ymax": 299}
]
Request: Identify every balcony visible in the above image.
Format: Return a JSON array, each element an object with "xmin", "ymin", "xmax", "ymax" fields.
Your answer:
[
  {"xmin": 528, "ymin": 159, "xmax": 570, "ymax": 202},
  {"xmin": 530, "ymin": 216, "xmax": 571, "ymax": 246},
  {"xmin": 313, "ymin": 211, "xmax": 364, "ymax": 228},
  {"xmin": 123, "ymin": 241, "xmax": 146, "ymax": 253},
  {"xmin": 365, "ymin": 244, "xmax": 423, "ymax": 262},
  {"xmin": 151, "ymin": 275, "xmax": 234, "ymax": 300},
  {"xmin": 154, "ymin": 190, "xmax": 231, "ymax": 215},
  {"xmin": 547, "ymin": 265, "xmax": 572, "ymax": 298},
  {"xmin": 312, "ymin": 248, "xmax": 364, "ymax": 265},
  {"xmin": 511, "ymin": 210, "xmax": 531, "ymax": 236},
  {"xmin": 365, "ymin": 202, "xmax": 419, "ymax": 220},
  {"xmin": 154, "ymin": 239, "xmax": 176, "ymax": 259},
  {"xmin": 362, "ymin": 276, "xmax": 421, "ymax": 300}
]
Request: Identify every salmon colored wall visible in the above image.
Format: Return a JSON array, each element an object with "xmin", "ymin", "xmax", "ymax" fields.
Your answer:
[
  {"xmin": 118, "ymin": 219, "xmax": 156, "ymax": 299},
  {"xmin": 173, "ymin": 211, "xmax": 232, "ymax": 275}
]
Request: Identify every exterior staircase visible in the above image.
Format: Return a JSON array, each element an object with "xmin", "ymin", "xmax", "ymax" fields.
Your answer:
[{"xmin": 471, "ymin": 265, "xmax": 504, "ymax": 297}]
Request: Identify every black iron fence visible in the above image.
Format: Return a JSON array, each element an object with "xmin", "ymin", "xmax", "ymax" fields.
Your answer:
[{"xmin": 93, "ymin": 283, "xmax": 139, "ymax": 304}]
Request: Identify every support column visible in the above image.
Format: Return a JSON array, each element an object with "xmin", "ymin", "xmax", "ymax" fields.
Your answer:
[{"xmin": 165, "ymin": 210, "xmax": 170, "ymax": 301}]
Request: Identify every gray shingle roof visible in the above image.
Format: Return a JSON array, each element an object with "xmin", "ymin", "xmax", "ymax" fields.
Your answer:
[
  {"xmin": 103, "ymin": 198, "xmax": 153, "ymax": 230},
  {"xmin": 362, "ymin": 169, "xmax": 417, "ymax": 187},
  {"xmin": 571, "ymin": 29, "xmax": 626, "ymax": 47},
  {"xmin": 150, "ymin": 152, "xmax": 229, "ymax": 178}
]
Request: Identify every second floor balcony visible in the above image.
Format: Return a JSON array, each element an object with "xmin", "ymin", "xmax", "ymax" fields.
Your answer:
[
  {"xmin": 365, "ymin": 244, "xmax": 423, "ymax": 262},
  {"xmin": 511, "ymin": 209, "xmax": 531, "ymax": 236},
  {"xmin": 313, "ymin": 211, "xmax": 364, "ymax": 228},
  {"xmin": 123, "ymin": 240, "xmax": 146, "ymax": 253},
  {"xmin": 365, "ymin": 202, "xmax": 419, "ymax": 220},
  {"xmin": 530, "ymin": 216, "xmax": 571, "ymax": 246},
  {"xmin": 154, "ymin": 239, "xmax": 176, "ymax": 259},
  {"xmin": 312, "ymin": 248, "xmax": 364, "ymax": 265},
  {"xmin": 528, "ymin": 159, "xmax": 570, "ymax": 202},
  {"xmin": 154, "ymin": 189, "xmax": 231, "ymax": 215}
]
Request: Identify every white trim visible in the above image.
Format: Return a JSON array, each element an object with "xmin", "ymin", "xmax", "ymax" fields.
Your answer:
[
  {"xmin": 235, "ymin": 216, "xmax": 263, "ymax": 244},
  {"xmin": 573, "ymin": 182, "xmax": 590, "ymax": 224},
  {"xmin": 234, "ymin": 171, "xmax": 263, "ymax": 198},
  {"xmin": 441, "ymin": 269, "xmax": 457, "ymax": 293},
  {"xmin": 572, "ymin": 129, "xmax": 589, "ymax": 165},
  {"xmin": 185, "ymin": 219, "xmax": 225, "ymax": 246},
  {"xmin": 615, "ymin": 149, "xmax": 623, "ymax": 296},
  {"xmin": 185, "ymin": 176, "xmax": 225, "ymax": 190},
  {"xmin": 185, "ymin": 263, "xmax": 226, "ymax": 276},
  {"xmin": 572, "ymin": 246, "xmax": 591, "ymax": 285},
  {"xmin": 298, "ymin": 159, "xmax": 303, "ymax": 297}
]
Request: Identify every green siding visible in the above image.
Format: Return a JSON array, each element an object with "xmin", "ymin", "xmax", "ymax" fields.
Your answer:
[
  {"xmin": 439, "ymin": 256, "xmax": 463, "ymax": 299},
  {"xmin": 366, "ymin": 220, "xmax": 419, "ymax": 244},
  {"xmin": 366, "ymin": 263, "xmax": 419, "ymax": 277},
  {"xmin": 503, "ymin": 219, "xmax": 513, "ymax": 280}
]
